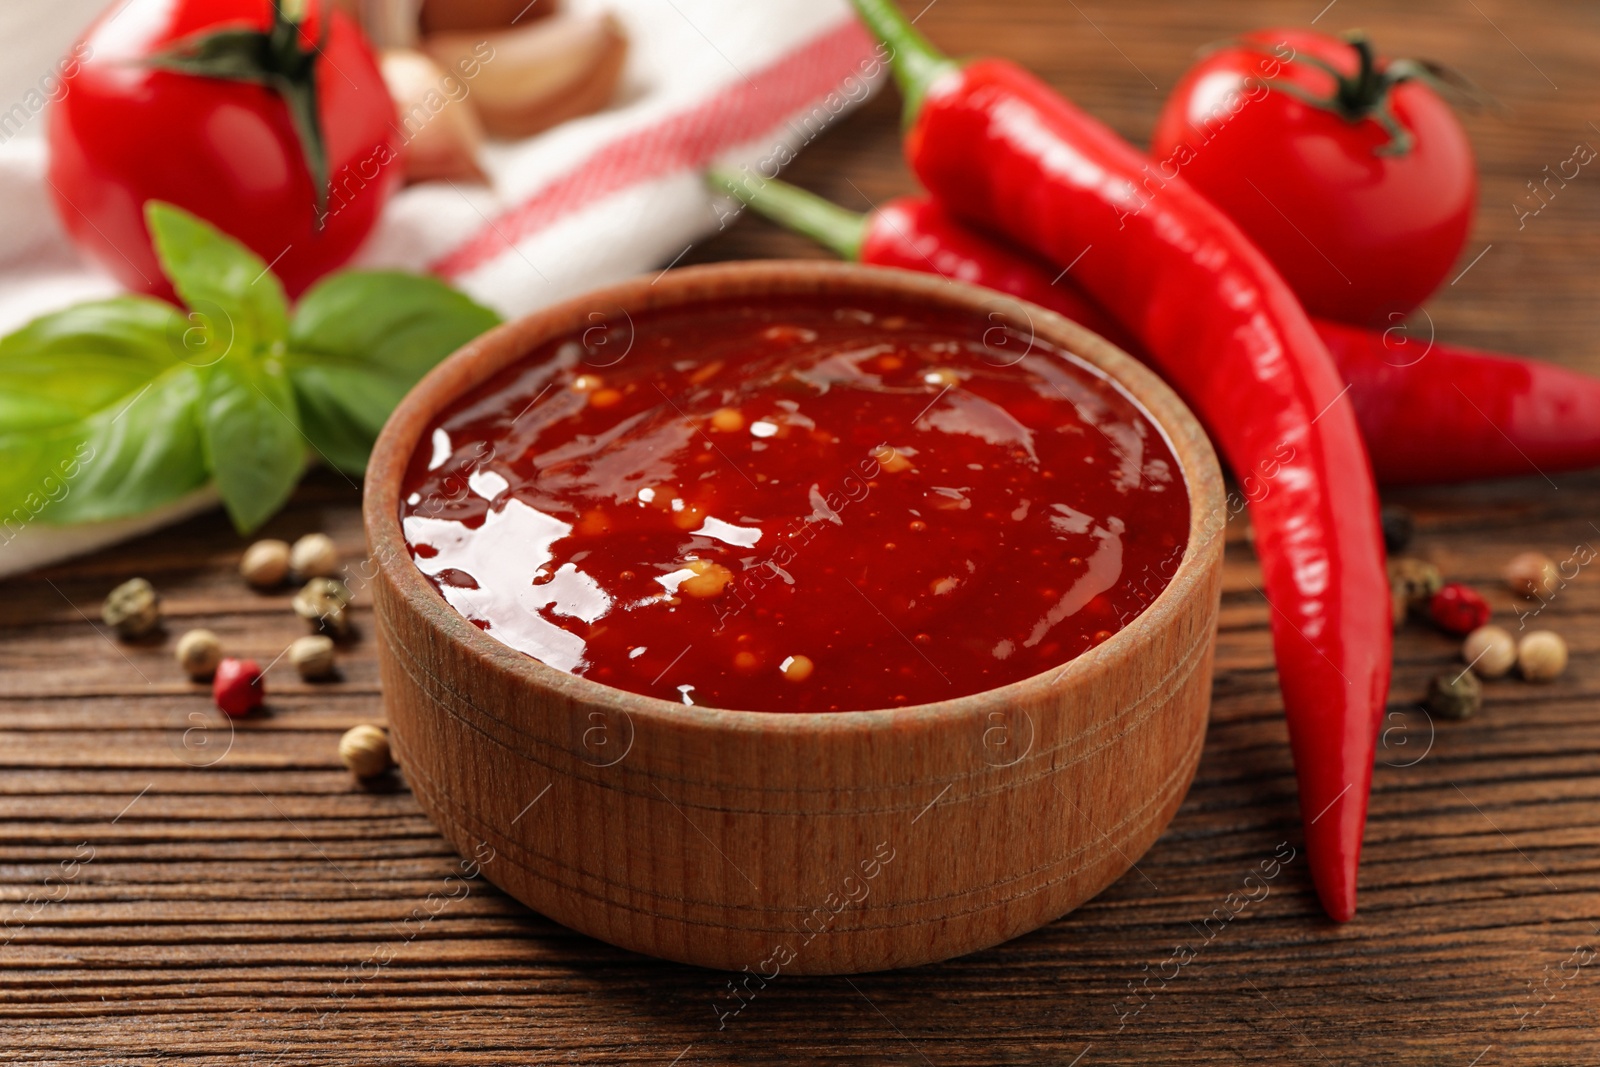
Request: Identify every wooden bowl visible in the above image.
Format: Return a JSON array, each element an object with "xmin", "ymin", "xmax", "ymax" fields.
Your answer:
[{"xmin": 364, "ymin": 262, "xmax": 1225, "ymax": 974}]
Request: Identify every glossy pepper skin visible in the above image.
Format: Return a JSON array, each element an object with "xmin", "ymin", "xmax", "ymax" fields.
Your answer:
[
  {"xmin": 713, "ymin": 174, "xmax": 1600, "ymax": 490},
  {"xmin": 1314, "ymin": 319, "xmax": 1600, "ymax": 485},
  {"xmin": 848, "ymin": 0, "xmax": 1391, "ymax": 922}
]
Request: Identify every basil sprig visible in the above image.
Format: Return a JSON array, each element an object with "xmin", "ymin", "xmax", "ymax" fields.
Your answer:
[{"xmin": 0, "ymin": 202, "xmax": 499, "ymax": 534}]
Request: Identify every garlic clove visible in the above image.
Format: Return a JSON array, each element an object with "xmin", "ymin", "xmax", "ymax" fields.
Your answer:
[
  {"xmin": 330, "ymin": 0, "xmax": 421, "ymax": 49},
  {"xmin": 420, "ymin": 0, "xmax": 560, "ymax": 35},
  {"xmin": 380, "ymin": 48, "xmax": 489, "ymax": 183},
  {"xmin": 424, "ymin": 11, "xmax": 628, "ymax": 141}
]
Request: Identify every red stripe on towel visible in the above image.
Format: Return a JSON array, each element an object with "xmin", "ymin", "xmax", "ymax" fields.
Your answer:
[{"xmin": 430, "ymin": 19, "xmax": 878, "ymax": 280}]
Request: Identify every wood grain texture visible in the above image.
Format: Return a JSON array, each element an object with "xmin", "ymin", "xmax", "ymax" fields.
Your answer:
[
  {"xmin": 4, "ymin": 0, "xmax": 1600, "ymax": 1061},
  {"xmin": 362, "ymin": 262, "xmax": 1226, "ymax": 974}
]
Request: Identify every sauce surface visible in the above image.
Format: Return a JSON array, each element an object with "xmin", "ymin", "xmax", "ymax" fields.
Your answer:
[{"xmin": 400, "ymin": 297, "xmax": 1189, "ymax": 713}]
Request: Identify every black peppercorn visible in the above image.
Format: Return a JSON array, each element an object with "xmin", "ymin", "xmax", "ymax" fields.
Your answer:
[
  {"xmin": 1380, "ymin": 505, "xmax": 1414, "ymax": 555},
  {"xmin": 1426, "ymin": 670, "xmax": 1481, "ymax": 720}
]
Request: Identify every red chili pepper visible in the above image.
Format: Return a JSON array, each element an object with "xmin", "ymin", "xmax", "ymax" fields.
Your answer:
[
  {"xmin": 849, "ymin": 0, "xmax": 1391, "ymax": 922},
  {"xmin": 1430, "ymin": 584, "xmax": 1491, "ymax": 636},
  {"xmin": 1313, "ymin": 319, "xmax": 1600, "ymax": 485},
  {"xmin": 712, "ymin": 174, "xmax": 1600, "ymax": 489}
]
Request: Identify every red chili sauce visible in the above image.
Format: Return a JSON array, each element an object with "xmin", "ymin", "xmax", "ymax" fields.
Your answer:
[{"xmin": 400, "ymin": 296, "xmax": 1190, "ymax": 713}]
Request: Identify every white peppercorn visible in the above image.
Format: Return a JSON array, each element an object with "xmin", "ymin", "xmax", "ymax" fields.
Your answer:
[
  {"xmin": 339, "ymin": 724, "xmax": 391, "ymax": 778},
  {"xmin": 1518, "ymin": 630, "xmax": 1568, "ymax": 682},
  {"xmin": 240, "ymin": 540, "xmax": 291, "ymax": 588},
  {"xmin": 175, "ymin": 628, "xmax": 223, "ymax": 679},
  {"xmin": 288, "ymin": 634, "xmax": 337, "ymax": 680},
  {"xmin": 290, "ymin": 533, "xmax": 341, "ymax": 580},
  {"xmin": 1504, "ymin": 552, "xmax": 1559, "ymax": 599},
  {"xmin": 1462, "ymin": 625, "xmax": 1517, "ymax": 680}
]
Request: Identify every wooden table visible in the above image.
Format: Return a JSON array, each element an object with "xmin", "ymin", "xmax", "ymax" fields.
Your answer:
[{"xmin": 6, "ymin": 0, "xmax": 1600, "ymax": 1062}]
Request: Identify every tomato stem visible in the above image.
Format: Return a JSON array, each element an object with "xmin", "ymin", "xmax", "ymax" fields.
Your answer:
[
  {"xmin": 145, "ymin": 0, "xmax": 332, "ymax": 224},
  {"xmin": 1223, "ymin": 32, "xmax": 1424, "ymax": 155}
]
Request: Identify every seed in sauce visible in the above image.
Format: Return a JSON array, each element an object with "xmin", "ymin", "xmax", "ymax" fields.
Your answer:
[
  {"xmin": 876, "ymin": 446, "xmax": 913, "ymax": 474},
  {"xmin": 678, "ymin": 559, "xmax": 733, "ymax": 598},
  {"xmin": 764, "ymin": 325, "xmax": 818, "ymax": 344},
  {"xmin": 710, "ymin": 407, "xmax": 744, "ymax": 433},
  {"xmin": 781, "ymin": 654, "xmax": 814, "ymax": 681}
]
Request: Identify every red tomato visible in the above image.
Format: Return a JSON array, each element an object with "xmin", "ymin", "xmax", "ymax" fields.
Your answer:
[
  {"xmin": 48, "ymin": 0, "xmax": 400, "ymax": 300},
  {"xmin": 1149, "ymin": 28, "xmax": 1476, "ymax": 327}
]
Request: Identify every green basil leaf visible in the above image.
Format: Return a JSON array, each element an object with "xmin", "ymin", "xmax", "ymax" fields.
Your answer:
[
  {"xmin": 0, "ymin": 297, "xmax": 209, "ymax": 526},
  {"xmin": 0, "ymin": 297, "xmax": 183, "ymax": 430},
  {"xmin": 286, "ymin": 271, "xmax": 500, "ymax": 474},
  {"xmin": 200, "ymin": 353, "xmax": 306, "ymax": 533},
  {"xmin": 146, "ymin": 200, "xmax": 290, "ymax": 352},
  {"xmin": 287, "ymin": 363, "xmax": 397, "ymax": 476},
  {"xmin": 45, "ymin": 368, "xmax": 209, "ymax": 525}
]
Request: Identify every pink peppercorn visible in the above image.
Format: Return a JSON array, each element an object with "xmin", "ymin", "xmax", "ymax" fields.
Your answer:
[
  {"xmin": 213, "ymin": 658, "xmax": 264, "ymax": 717},
  {"xmin": 1430, "ymin": 583, "xmax": 1491, "ymax": 636}
]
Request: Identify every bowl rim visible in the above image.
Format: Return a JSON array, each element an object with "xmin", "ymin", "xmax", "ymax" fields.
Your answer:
[{"xmin": 363, "ymin": 260, "xmax": 1225, "ymax": 735}]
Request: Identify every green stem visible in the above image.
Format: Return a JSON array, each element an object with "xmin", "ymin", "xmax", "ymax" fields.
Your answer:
[
  {"xmin": 708, "ymin": 169, "xmax": 868, "ymax": 260},
  {"xmin": 1340, "ymin": 36, "xmax": 1379, "ymax": 114},
  {"xmin": 847, "ymin": 0, "xmax": 960, "ymax": 121},
  {"xmin": 1224, "ymin": 32, "xmax": 1418, "ymax": 156}
]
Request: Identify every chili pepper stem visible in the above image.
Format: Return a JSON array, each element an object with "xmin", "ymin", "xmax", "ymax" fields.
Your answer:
[
  {"xmin": 708, "ymin": 169, "xmax": 869, "ymax": 262},
  {"xmin": 848, "ymin": 0, "xmax": 961, "ymax": 120}
]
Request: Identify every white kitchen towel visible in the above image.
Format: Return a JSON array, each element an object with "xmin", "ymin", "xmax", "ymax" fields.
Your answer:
[{"xmin": 0, "ymin": 0, "xmax": 885, "ymax": 577}]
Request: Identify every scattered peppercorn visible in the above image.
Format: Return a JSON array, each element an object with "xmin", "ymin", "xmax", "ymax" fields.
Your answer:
[
  {"xmin": 1387, "ymin": 557, "xmax": 1443, "ymax": 617},
  {"xmin": 175, "ymin": 628, "xmax": 223, "ymax": 680},
  {"xmin": 288, "ymin": 634, "xmax": 337, "ymax": 680},
  {"xmin": 1462, "ymin": 625, "xmax": 1517, "ymax": 680},
  {"xmin": 102, "ymin": 578, "xmax": 160, "ymax": 639},
  {"xmin": 290, "ymin": 533, "xmax": 342, "ymax": 580},
  {"xmin": 1426, "ymin": 670, "xmax": 1482, "ymax": 720},
  {"xmin": 339, "ymin": 724, "xmax": 392, "ymax": 778},
  {"xmin": 1517, "ymin": 630, "xmax": 1568, "ymax": 682},
  {"xmin": 240, "ymin": 539, "xmax": 291, "ymax": 589},
  {"xmin": 1380, "ymin": 505, "xmax": 1414, "ymax": 554},
  {"xmin": 213, "ymin": 658, "xmax": 264, "ymax": 717},
  {"xmin": 1430, "ymin": 583, "xmax": 1491, "ymax": 636},
  {"xmin": 1504, "ymin": 551, "xmax": 1559, "ymax": 600},
  {"xmin": 294, "ymin": 578, "xmax": 354, "ymax": 636}
]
